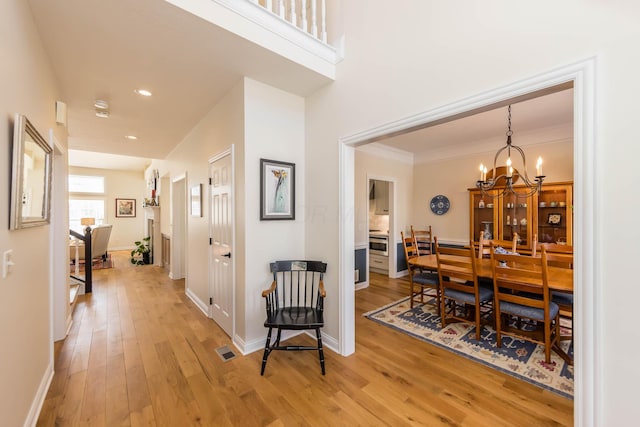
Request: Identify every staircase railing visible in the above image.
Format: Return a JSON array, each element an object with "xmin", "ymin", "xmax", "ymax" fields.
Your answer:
[
  {"xmin": 69, "ymin": 227, "xmax": 93, "ymax": 293},
  {"xmin": 253, "ymin": 0, "xmax": 327, "ymax": 43}
]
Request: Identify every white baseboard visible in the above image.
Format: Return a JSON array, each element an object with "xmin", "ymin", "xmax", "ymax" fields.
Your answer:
[
  {"xmin": 355, "ymin": 281, "xmax": 369, "ymax": 290},
  {"xmin": 185, "ymin": 287, "xmax": 209, "ymax": 317},
  {"xmin": 24, "ymin": 361, "xmax": 53, "ymax": 427}
]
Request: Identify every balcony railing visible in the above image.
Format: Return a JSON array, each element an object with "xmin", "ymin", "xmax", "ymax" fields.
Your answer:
[{"xmin": 253, "ymin": 0, "xmax": 327, "ymax": 43}]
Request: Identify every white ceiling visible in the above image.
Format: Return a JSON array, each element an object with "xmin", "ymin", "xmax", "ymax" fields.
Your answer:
[
  {"xmin": 28, "ymin": 0, "xmax": 574, "ymax": 171},
  {"xmin": 28, "ymin": 0, "xmax": 332, "ymax": 170}
]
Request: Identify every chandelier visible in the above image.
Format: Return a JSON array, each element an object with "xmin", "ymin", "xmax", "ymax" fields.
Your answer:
[{"xmin": 476, "ymin": 105, "xmax": 545, "ymax": 198}]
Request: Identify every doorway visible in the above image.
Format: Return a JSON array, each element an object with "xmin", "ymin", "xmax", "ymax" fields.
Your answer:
[
  {"xmin": 208, "ymin": 148, "xmax": 234, "ymax": 337},
  {"xmin": 171, "ymin": 174, "xmax": 186, "ymax": 280},
  {"xmin": 339, "ymin": 58, "xmax": 597, "ymax": 418}
]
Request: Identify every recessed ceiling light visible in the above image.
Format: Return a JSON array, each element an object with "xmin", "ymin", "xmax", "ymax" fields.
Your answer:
[
  {"xmin": 134, "ymin": 89, "xmax": 152, "ymax": 97},
  {"xmin": 125, "ymin": 135, "xmax": 138, "ymax": 140},
  {"xmin": 95, "ymin": 110, "xmax": 109, "ymax": 118},
  {"xmin": 94, "ymin": 99, "xmax": 109, "ymax": 109}
]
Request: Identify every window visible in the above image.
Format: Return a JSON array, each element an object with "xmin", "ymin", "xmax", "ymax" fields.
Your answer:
[
  {"xmin": 69, "ymin": 175, "xmax": 105, "ymax": 194},
  {"xmin": 69, "ymin": 199, "xmax": 105, "ymax": 232}
]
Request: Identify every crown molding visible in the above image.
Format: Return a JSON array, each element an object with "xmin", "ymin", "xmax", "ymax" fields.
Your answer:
[{"xmin": 357, "ymin": 142, "xmax": 414, "ymax": 164}]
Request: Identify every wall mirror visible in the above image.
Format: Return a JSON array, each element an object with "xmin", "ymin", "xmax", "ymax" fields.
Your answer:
[{"xmin": 10, "ymin": 114, "xmax": 53, "ymax": 229}]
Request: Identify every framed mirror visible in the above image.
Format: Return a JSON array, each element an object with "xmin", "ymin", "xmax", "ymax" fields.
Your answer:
[{"xmin": 10, "ymin": 114, "xmax": 53, "ymax": 229}]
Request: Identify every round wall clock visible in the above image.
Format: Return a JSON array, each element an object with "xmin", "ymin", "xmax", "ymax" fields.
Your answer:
[{"xmin": 430, "ymin": 195, "xmax": 450, "ymax": 215}]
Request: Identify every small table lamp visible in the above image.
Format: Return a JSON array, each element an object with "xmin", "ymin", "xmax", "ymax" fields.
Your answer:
[{"xmin": 80, "ymin": 217, "xmax": 95, "ymax": 233}]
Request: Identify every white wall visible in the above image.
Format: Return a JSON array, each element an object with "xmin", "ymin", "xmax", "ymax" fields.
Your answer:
[
  {"xmin": 70, "ymin": 166, "xmax": 146, "ymax": 250},
  {"xmin": 148, "ymin": 78, "xmax": 305, "ymax": 352},
  {"xmin": 0, "ymin": 1, "xmax": 67, "ymax": 425},
  {"xmin": 243, "ymin": 78, "xmax": 306, "ymax": 346},
  {"xmin": 304, "ymin": 0, "xmax": 640, "ymax": 423}
]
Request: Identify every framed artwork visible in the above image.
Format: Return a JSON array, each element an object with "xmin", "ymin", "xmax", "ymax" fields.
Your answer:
[
  {"xmin": 547, "ymin": 213, "xmax": 562, "ymax": 225},
  {"xmin": 260, "ymin": 158, "xmax": 295, "ymax": 220},
  {"xmin": 191, "ymin": 184, "xmax": 202, "ymax": 217},
  {"xmin": 116, "ymin": 198, "xmax": 136, "ymax": 217}
]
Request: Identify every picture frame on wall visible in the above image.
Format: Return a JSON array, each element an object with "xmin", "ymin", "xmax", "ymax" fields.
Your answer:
[
  {"xmin": 260, "ymin": 158, "xmax": 295, "ymax": 220},
  {"xmin": 116, "ymin": 198, "xmax": 136, "ymax": 217},
  {"xmin": 191, "ymin": 184, "xmax": 202, "ymax": 217}
]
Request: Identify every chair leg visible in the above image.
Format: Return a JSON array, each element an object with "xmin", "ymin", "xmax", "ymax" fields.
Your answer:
[
  {"xmin": 315, "ymin": 328, "xmax": 326, "ymax": 375},
  {"xmin": 409, "ymin": 276, "xmax": 415, "ymax": 308},
  {"xmin": 260, "ymin": 327, "xmax": 274, "ymax": 376}
]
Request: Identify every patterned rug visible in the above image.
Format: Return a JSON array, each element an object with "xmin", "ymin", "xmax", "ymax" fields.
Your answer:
[
  {"xmin": 70, "ymin": 254, "xmax": 114, "ymax": 272},
  {"xmin": 363, "ymin": 293, "xmax": 573, "ymax": 399}
]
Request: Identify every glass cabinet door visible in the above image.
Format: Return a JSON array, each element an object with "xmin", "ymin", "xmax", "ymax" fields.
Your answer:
[
  {"xmin": 470, "ymin": 191, "xmax": 496, "ymax": 242},
  {"xmin": 499, "ymin": 191, "xmax": 533, "ymax": 248},
  {"xmin": 535, "ymin": 183, "xmax": 573, "ymax": 245}
]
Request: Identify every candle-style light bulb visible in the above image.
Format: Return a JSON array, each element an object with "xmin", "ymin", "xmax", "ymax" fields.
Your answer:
[
  {"xmin": 506, "ymin": 158, "xmax": 512, "ymax": 178},
  {"xmin": 536, "ymin": 156, "xmax": 543, "ymax": 176},
  {"xmin": 483, "ymin": 166, "xmax": 487, "ymax": 182},
  {"xmin": 479, "ymin": 163, "xmax": 484, "ymax": 181}
]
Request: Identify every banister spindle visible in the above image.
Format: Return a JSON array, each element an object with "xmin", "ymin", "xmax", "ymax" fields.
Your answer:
[
  {"xmin": 266, "ymin": 0, "xmax": 273, "ymax": 13},
  {"xmin": 290, "ymin": 0, "xmax": 297, "ymax": 27},
  {"xmin": 277, "ymin": 0, "xmax": 285, "ymax": 18},
  {"xmin": 300, "ymin": 0, "xmax": 307, "ymax": 32},
  {"xmin": 310, "ymin": 0, "xmax": 318, "ymax": 38},
  {"xmin": 320, "ymin": 0, "xmax": 326, "ymax": 42}
]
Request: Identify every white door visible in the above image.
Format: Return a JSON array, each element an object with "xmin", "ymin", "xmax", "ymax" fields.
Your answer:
[{"xmin": 209, "ymin": 152, "xmax": 233, "ymax": 336}]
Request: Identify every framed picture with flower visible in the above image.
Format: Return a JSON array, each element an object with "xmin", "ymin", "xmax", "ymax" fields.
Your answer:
[{"xmin": 260, "ymin": 158, "xmax": 295, "ymax": 220}]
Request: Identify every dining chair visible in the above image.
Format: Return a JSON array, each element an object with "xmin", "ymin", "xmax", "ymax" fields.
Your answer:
[
  {"xmin": 490, "ymin": 245, "xmax": 560, "ymax": 364},
  {"xmin": 477, "ymin": 231, "xmax": 518, "ymax": 259},
  {"xmin": 435, "ymin": 237, "xmax": 493, "ymax": 340},
  {"xmin": 411, "ymin": 225, "xmax": 433, "ymax": 256},
  {"xmin": 261, "ymin": 260, "xmax": 327, "ymax": 375},
  {"xmin": 401, "ymin": 231, "xmax": 439, "ymax": 310}
]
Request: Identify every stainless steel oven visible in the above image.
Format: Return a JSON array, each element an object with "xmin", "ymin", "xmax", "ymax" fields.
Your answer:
[{"xmin": 369, "ymin": 234, "xmax": 389, "ymax": 256}]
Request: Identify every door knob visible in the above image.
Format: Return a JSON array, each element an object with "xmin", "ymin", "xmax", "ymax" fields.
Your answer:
[{"xmin": 222, "ymin": 252, "xmax": 231, "ymax": 258}]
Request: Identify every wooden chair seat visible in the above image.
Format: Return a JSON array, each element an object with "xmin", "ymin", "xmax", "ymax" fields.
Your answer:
[{"xmin": 264, "ymin": 307, "xmax": 324, "ymax": 329}]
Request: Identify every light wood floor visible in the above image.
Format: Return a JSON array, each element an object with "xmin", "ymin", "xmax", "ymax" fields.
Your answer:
[{"xmin": 37, "ymin": 251, "xmax": 573, "ymax": 426}]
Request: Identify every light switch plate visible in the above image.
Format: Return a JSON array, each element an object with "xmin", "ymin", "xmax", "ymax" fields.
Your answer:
[{"xmin": 2, "ymin": 250, "xmax": 15, "ymax": 279}]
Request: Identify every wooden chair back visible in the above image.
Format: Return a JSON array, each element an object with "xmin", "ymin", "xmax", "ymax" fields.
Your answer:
[
  {"xmin": 532, "ymin": 241, "xmax": 573, "ymax": 268},
  {"xmin": 411, "ymin": 225, "xmax": 433, "ymax": 256},
  {"xmin": 477, "ymin": 230, "xmax": 518, "ymax": 258},
  {"xmin": 401, "ymin": 231, "xmax": 420, "ymax": 269},
  {"xmin": 490, "ymin": 245, "xmax": 559, "ymax": 363}
]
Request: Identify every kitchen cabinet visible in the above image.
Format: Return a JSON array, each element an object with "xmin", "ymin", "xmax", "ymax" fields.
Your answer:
[
  {"xmin": 373, "ymin": 180, "xmax": 389, "ymax": 215},
  {"xmin": 469, "ymin": 182, "xmax": 573, "ymax": 250},
  {"xmin": 369, "ymin": 253, "xmax": 389, "ymax": 273}
]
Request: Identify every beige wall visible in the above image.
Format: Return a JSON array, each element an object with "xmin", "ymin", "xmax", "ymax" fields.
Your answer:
[
  {"xmin": 148, "ymin": 78, "xmax": 305, "ymax": 352},
  {"xmin": 0, "ymin": 1, "xmax": 67, "ymax": 425},
  {"xmin": 412, "ymin": 139, "xmax": 574, "ymax": 244},
  {"xmin": 69, "ymin": 166, "xmax": 147, "ymax": 250}
]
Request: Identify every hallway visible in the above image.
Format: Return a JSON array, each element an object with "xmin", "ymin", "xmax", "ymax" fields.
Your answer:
[{"xmin": 37, "ymin": 253, "xmax": 572, "ymax": 426}]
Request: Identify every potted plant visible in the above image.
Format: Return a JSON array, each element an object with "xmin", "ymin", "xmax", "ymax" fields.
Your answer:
[{"xmin": 130, "ymin": 237, "xmax": 151, "ymax": 265}]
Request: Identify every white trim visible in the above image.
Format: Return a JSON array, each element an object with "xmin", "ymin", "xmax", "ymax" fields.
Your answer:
[
  {"xmin": 357, "ymin": 142, "xmax": 414, "ymax": 164},
  {"xmin": 170, "ymin": 173, "xmax": 187, "ymax": 281},
  {"xmin": 338, "ymin": 143, "xmax": 355, "ymax": 356},
  {"xmin": 24, "ymin": 362, "xmax": 53, "ymax": 427},
  {"xmin": 339, "ymin": 57, "xmax": 598, "ymax": 424},
  {"xmin": 186, "ymin": 287, "xmax": 209, "ymax": 316}
]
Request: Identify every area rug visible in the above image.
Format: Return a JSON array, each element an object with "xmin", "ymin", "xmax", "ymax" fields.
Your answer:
[
  {"xmin": 70, "ymin": 254, "xmax": 114, "ymax": 272},
  {"xmin": 364, "ymin": 293, "xmax": 573, "ymax": 399}
]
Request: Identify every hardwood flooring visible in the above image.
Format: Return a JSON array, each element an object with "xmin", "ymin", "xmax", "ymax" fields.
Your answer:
[{"xmin": 37, "ymin": 252, "xmax": 573, "ymax": 426}]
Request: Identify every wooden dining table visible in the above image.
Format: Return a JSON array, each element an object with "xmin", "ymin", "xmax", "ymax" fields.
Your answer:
[
  {"xmin": 410, "ymin": 253, "xmax": 574, "ymax": 364},
  {"xmin": 409, "ymin": 254, "xmax": 574, "ymax": 293}
]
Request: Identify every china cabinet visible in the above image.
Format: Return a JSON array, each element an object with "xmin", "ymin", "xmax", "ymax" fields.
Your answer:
[{"xmin": 469, "ymin": 182, "xmax": 573, "ymax": 250}]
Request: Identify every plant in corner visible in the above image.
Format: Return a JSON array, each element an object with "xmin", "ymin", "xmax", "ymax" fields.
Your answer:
[{"xmin": 130, "ymin": 237, "xmax": 151, "ymax": 265}]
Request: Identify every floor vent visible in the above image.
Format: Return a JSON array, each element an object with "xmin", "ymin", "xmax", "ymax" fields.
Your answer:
[{"xmin": 215, "ymin": 345, "xmax": 237, "ymax": 362}]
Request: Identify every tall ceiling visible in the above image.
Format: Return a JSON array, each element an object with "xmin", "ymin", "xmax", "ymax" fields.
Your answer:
[
  {"xmin": 28, "ymin": 0, "xmax": 574, "ymax": 171},
  {"xmin": 28, "ymin": 0, "xmax": 332, "ymax": 170}
]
